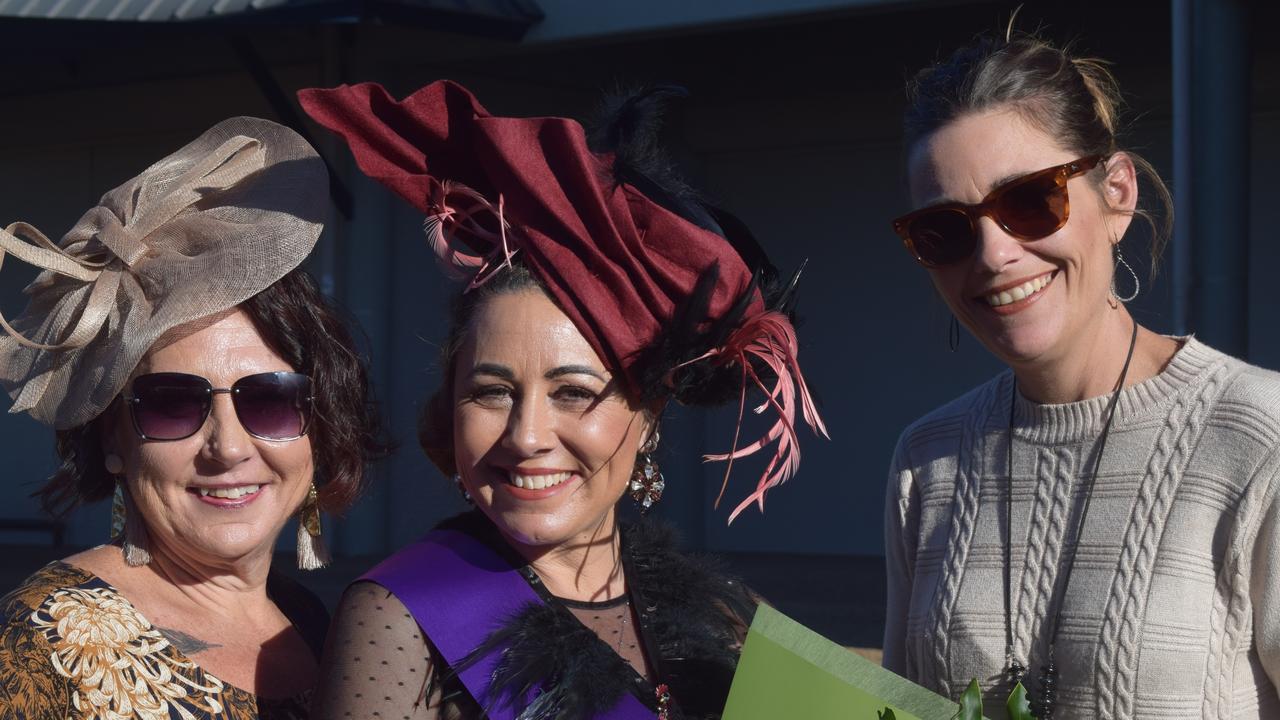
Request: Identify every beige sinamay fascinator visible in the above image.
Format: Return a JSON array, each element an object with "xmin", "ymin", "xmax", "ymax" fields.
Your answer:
[{"xmin": 0, "ymin": 117, "xmax": 327, "ymax": 429}]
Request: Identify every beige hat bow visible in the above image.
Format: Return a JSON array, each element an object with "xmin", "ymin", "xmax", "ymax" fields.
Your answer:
[{"xmin": 0, "ymin": 118, "xmax": 326, "ymax": 429}]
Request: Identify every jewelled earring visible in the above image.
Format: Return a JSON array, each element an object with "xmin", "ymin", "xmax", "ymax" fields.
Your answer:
[
  {"xmin": 629, "ymin": 431, "xmax": 665, "ymax": 513},
  {"xmin": 453, "ymin": 474, "xmax": 473, "ymax": 504}
]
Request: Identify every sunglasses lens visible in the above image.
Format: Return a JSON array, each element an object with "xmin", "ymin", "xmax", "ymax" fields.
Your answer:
[
  {"xmin": 232, "ymin": 372, "xmax": 312, "ymax": 440},
  {"xmin": 995, "ymin": 173, "xmax": 1068, "ymax": 238},
  {"xmin": 130, "ymin": 374, "xmax": 211, "ymax": 440},
  {"xmin": 909, "ymin": 208, "xmax": 976, "ymax": 267}
]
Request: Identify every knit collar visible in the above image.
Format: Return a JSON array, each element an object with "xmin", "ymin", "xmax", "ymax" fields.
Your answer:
[{"xmin": 999, "ymin": 336, "xmax": 1224, "ymax": 444}]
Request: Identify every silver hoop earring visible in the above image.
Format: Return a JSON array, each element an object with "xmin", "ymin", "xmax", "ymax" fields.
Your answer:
[
  {"xmin": 1111, "ymin": 245, "xmax": 1140, "ymax": 303},
  {"xmin": 947, "ymin": 315, "xmax": 960, "ymax": 353}
]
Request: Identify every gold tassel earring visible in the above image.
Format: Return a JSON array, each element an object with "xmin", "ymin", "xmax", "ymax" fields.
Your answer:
[
  {"xmin": 109, "ymin": 467, "xmax": 152, "ymax": 567},
  {"xmin": 296, "ymin": 482, "xmax": 330, "ymax": 570}
]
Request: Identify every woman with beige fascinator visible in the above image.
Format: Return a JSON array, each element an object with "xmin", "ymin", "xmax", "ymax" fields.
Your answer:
[{"xmin": 0, "ymin": 117, "xmax": 385, "ymax": 719}]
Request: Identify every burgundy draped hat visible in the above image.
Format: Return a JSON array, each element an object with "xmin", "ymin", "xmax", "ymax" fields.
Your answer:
[{"xmin": 299, "ymin": 80, "xmax": 825, "ymax": 520}]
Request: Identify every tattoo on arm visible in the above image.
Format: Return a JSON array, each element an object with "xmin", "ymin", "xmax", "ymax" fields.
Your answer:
[{"xmin": 158, "ymin": 626, "xmax": 222, "ymax": 655}]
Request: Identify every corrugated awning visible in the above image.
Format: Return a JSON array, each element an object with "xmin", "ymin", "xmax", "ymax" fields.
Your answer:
[
  {"xmin": 0, "ymin": 0, "xmax": 290, "ymax": 22},
  {"xmin": 0, "ymin": 0, "xmax": 544, "ymax": 38}
]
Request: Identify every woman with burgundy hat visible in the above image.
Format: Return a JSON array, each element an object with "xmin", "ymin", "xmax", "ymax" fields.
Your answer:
[{"xmin": 299, "ymin": 82, "xmax": 826, "ymax": 719}]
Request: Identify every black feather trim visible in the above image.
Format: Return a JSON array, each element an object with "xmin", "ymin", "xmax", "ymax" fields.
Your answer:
[
  {"xmin": 473, "ymin": 603, "xmax": 633, "ymax": 720},
  {"xmin": 585, "ymin": 85, "xmax": 803, "ymax": 408},
  {"xmin": 585, "ymin": 85, "xmax": 781, "ymax": 292},
  {"xmin": 626, "ymin": 520, "xmax": 756, "ymax": 717},
  {"xmin": 586, "ymin": 85, "xmax": 724, "ymax": 236},
  {"xmin": 454, "ymin": 515, "xmax": 755, "ymax": 720},
  {"xmin": 633, "ymin": 264, "xmax": 753, "ymax": 408}
]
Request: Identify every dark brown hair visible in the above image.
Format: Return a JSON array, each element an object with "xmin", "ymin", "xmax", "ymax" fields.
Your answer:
[
  {"xmin": 418, "ymin": 263, "xmax": 546, "ymax": 476},
  {"xmin": 903, "ymin": 30, "xmax": 1174, "ymax": 270},
  {"xmin": 37, "ymin": 268, "xmax": 389, "ymax": 517}
]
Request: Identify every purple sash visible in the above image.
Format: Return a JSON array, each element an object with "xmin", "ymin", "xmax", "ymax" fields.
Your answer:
[{"xmin": 360, "ymin": 529, "xmax": 655, "ymax": 720}]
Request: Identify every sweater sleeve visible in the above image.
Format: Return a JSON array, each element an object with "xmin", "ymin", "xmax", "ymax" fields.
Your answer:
[
  {"xmin": 882, "ymin": 436, "xmax": 919, "ymax": 675},
  {"xmin": 1250, "ymin": 463, "xmax": 1280, "ymax": 704}
]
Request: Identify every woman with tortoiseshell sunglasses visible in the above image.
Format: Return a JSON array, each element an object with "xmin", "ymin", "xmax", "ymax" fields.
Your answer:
[{"xmin": 883, "ymin": 29, "xmax": 1280, "ymax": 720}]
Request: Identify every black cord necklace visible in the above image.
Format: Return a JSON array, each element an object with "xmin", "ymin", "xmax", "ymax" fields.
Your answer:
[{"xmin": 1003, "ymin": 319, "xmax": 1138, "ymax": 719}]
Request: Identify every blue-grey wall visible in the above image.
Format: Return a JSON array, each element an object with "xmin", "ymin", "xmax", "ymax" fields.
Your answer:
[{"xmin": 0, "ymin": 0, "xmax": 1275, "ymax": 564}]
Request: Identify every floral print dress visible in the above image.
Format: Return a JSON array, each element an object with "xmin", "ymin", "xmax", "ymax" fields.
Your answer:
[{"xmin": 0, "ymin": 562, "xmax": 319, "ymax": 719}]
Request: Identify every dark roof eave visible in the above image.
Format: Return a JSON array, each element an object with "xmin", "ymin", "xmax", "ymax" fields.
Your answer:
[{"xmin": 0, "ymin": 0, "xmax": 545, "ymax": 42}]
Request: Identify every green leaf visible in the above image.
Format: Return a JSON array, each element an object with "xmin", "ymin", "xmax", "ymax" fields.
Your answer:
[
  {"xmin": 950, "ymin": 679, "xmax": 983, "ymax": 720},
  {"xmin": 877, "ymin": 709, "xmax": 897, "ymax": 720},
  {"xmin": 1006, "ymin": 682, "xmax": 1034, "ymax": 720}
]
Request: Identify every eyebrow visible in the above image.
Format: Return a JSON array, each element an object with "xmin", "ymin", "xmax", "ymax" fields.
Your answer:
[
  {"xmin": 921, "ymin": 170, "xmax": 1029, "ymax": 208},
  {"xmin": 469, "ymin": 363, "xmax": 514, "ymax": 381},
  {"xmin": 467, "ymin": 363, "xmax": 608, "ymax": 382},
  {"xmin": 988, "ymin": 171, "xmax": 1027, "ymax": 193},
  {"xmin": 547, "ymin": 365, "xmax": 607, "ymax": 381}
]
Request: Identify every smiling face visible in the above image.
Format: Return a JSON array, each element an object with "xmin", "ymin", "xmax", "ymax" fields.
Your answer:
[
  {"xmin": 451, "ymin": 289, "xmax": 652, "ymax": 551},
  {"xmin": 105, "ymin": 309, "xmax": 315, "ymax": 568},
  {"xmin": 907, "ymin": 107, "xmax": 1135, "ymax": 366}
]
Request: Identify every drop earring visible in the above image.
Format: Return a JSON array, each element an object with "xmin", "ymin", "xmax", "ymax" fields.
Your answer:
[
  {"xmin": 106, "ymin": 455, "xmax": 151, "ymax": 567},
  {"xmin": 296, "ymin": 482, "xmax": 330, "ymax": 570},
  {"xmin": 948, "ymin": 315, "xmax": 960, "ymax": 352},
  {"xmin": 452, "ymin": 473, "xmax": 473, "ymax": 504},
  {"xmin": 1111, "ymin": 244, "xmax": 1140, "ymax": 303},
  {"xmin": 629, "ymin": 431, "xmax": 665, "ymax": 513}
]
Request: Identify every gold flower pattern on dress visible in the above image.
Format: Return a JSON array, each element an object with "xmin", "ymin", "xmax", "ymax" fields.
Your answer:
[
  {"xmin": 0, "ymin": 562, "xmax": 310, "ymax": 720},
  {"xmin": 34, "ymin": 585, "xmax": 224, "ymax": 719}
]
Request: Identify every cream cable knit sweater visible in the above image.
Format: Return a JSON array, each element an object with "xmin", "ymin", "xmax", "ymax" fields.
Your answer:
[{"xmin": 883, "ymin": 338, "xmax": 1280, "ymax": 719}]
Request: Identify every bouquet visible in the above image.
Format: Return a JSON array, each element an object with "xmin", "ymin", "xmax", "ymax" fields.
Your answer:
[{"xmin": 724, "ymin": 606, "xmax": 1036, "ymax": 719}]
